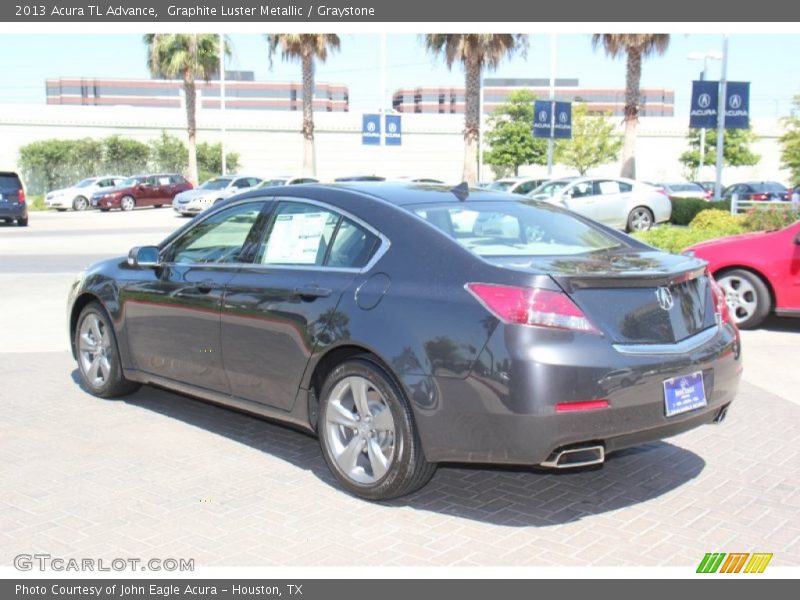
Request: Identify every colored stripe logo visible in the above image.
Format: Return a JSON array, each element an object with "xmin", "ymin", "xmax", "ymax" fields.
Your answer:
[{"xmin": 697, "ymin": 552, "xmax": 773, "ymax": 573}]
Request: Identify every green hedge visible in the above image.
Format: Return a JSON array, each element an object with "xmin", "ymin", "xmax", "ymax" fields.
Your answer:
[{"xmin": 669, "ymin": 196, "xmax": 732, "ymax": 226}]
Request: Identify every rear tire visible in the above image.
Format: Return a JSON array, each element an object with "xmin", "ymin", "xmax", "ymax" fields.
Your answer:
[
  {"xmin": 75, "ymin": 301, "xmax": 141, "ymax": 398},
  {"xmin": 56, "ymin": 208, "xmax": 68, "ymax": 212},
  {"xmin": 73, "ymin": 196, "xmax": 89, "ymax": 211},
  {"xmin": 626, "ymin": 206, "xmax": 654, "ymax": 232},
  {"xmin": 318, "ymin": 358, "xmax": 436, "ymax": 501},
  {"xmin": 17, "ymin": 217, "xmax": 28, "ymax": 227},
  {"xmin": 716, "ymin": 269, "xmax": 771, "ymax": 329}
]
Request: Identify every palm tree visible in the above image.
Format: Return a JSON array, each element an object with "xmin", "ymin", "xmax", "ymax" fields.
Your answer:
[
  {"xmin": 144, "ymin": 34, "xmax": 226, "ymax": 186},
  {"xmin": 266, "ymin": 34, "xmax": 341, "ymax": 176},
  {"xmin": 424, "ymin": 34, "xmax": 527, "ymax": 184},
  {"xmin": 591, "ymin": 34, "xmax": 670, "ymax": 179}
]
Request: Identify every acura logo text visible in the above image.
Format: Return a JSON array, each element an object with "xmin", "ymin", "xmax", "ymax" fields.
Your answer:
[{"xmin": 655, "ymin": 287, "xmax": 674, "ymax": 311}]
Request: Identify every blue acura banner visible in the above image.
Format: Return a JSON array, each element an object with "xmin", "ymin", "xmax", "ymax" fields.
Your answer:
[
  {"xmin": 362, "ymin": 114, "xmax": 381, "ymax": 145},
  {"xmin": 690, "ymin": 80, "xmax": 750, "ymax": 129},
  {"xmin": 725, "ymin": 82, "xmax": 750, "ymax": 129},
  {"xmin": 532, "ymin": 100, "xmax": 552, "ymax": 138},
  {"xmin": 385, "ymin": 114, "xmax": 401, "ymax": 146},
  {"xmin": 553, "ymin": 101, "xmax": 572, "ymax": 139},
  {"xmin": 689, "ymin": 80, "xmax": 719, "ymax": 129}
]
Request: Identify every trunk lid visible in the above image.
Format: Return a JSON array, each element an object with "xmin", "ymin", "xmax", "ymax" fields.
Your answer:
[{"xmin": 487, "ymin": 250, "xmax": 716, "ymax": 344}]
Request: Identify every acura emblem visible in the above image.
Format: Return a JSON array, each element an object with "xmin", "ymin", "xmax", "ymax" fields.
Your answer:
[{"xmin": 655, "ymin": 287, "xmax": 674, "ymax": 311}]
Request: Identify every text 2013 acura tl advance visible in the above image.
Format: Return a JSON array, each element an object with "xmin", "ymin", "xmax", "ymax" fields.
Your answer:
[{"xmin": 68, "ymin": 183, "xmax": 741, "ymax": 500}]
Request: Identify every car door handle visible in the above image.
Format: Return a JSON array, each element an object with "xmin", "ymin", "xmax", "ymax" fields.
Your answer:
[
  {"xmin": 196, "ymin": 280, "xmax": 216, "ymax": 294},
  {"xmin": 294, "ymin": 285, "xmax": 333, "ymax": 299}
]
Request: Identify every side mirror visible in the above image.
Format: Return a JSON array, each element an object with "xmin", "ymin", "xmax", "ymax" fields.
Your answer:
[{"xmin": 127, "ymin": 246, "xmax": 161, "ymax": 268}]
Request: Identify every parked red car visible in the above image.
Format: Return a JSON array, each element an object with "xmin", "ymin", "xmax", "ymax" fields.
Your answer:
[
  {"xmin": 90, "ymin": 174, "xmax": 192, "ymax": 211},
  {"xmin": 684, "ymin": 221, "xmax": 800, "ymax": 328}
]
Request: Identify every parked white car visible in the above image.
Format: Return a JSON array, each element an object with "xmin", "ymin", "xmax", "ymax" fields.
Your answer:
[
  {"xmin": 173, "ymin": 175, "xmax": 263, "ymax": 216},
  {"xmin": 45, "ymin": 176, "xmax": 126, "ymax": 211},
  {"xmin": 258, "ymin": 175, "xmax": 320, "ymax": 187},
  {"xmin": 527, "ymin": 177, "xmax": 671, "ymax": 232},
  {"xmin": 486, "ymin": 176, "xmax": 551, "ymax": 195}
]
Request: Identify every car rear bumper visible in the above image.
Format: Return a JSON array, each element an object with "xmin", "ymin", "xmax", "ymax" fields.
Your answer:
[
  {"xmin": 174, "ymin": 203, "xmax": 202, "ymax": 214},
  {"xmin": 411, "ymin": 322, "xmax": 742, "ymax": 465},
  {"xmin": 0, "ymin": 203, "xmax": 27, "ymax": 219}
]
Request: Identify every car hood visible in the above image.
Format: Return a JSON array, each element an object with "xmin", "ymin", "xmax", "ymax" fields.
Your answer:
[
  {"xmin": 47, "ymin": 186, "xmax": 82, "ymax": 196},
  {"xmin": 176, "ymin": 188, "xmax": 222, "ymax": 200}
]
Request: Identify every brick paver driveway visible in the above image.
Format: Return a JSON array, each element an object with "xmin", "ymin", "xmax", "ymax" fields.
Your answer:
[{"xmin": 1, "ymin": 211, "xmax": 798, "ymax": 568}]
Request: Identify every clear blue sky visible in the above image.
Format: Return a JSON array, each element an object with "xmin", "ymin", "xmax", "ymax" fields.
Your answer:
[{"xmin": 1, "ymin": 33, "xmax": 798, "ymax": 117}]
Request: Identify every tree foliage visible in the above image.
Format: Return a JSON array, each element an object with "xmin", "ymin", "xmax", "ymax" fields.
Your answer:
[
  {"xmin": 779, "ymin": 95, "xmax": 800, "ymax": 183},
  {"xmin": 554, "ymin": 104, "xmax": 622, "ymax": 175},
  {"xmin": 483, "ymin": 90, "xmax": 547, "ymax": 176},
  {"xmin": 679, "ymin": 127, "xmax": 761, "ymax": 180}
]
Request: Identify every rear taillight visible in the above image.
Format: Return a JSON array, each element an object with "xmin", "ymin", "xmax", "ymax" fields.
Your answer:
[
  {"xmin": 709, "ymin": 275, "xmax": 732, "ymax": 325},
  {"xmin": 18, "ymin": 188, "xmax": 25, "ymax": 204},
  {"xmin": 466, "ymin": 283, "xmax": 600, "ymax": 334}
]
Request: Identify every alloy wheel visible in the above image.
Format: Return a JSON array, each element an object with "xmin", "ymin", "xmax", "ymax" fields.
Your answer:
[
  {"xmin": 629, "ymin": 208, "xmax": 653, "ymax": 231},
  {"xmin": 323, "ymin": 375, "xmax": 396, "ymax": 485},
  {"xmin": 78, "ymin": 314, "xmax": 112, "ymax": 387},
  {"xmin": 717, "ymin": 274, "xmax": 758, "ymax": 324},
  {"xmin": 121, "ymin": 196, "xmax": 135, "ymax": 211}
]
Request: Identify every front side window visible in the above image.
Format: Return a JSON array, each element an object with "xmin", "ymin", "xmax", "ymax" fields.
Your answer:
[
  {"xmin": 169, "ymin": 201, "xmax": 265, "ymax": 264},
  {"xmin": 256, "ymin": 201, "xmax": 379, "ymax": 269}
]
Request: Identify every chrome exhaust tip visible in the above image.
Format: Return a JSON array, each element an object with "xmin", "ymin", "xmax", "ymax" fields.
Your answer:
[
  {"xmin": 713, "ymin": 404, "xmax": 730, "ymax": 424},
  {"xmin": 540, "ymin": 444, "xmax": 605, "ymax": 469}
]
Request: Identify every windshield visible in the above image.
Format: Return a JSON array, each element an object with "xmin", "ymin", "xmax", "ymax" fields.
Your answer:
[
  {"xmin": 753, "ymin": 182, "xmax": 787, "ymax": 193},
  {"xmin": 409, "ymin": 201, "xmax": 623, "ymax": 257},
  {"xmin": 667, "ymin": 183, "xmax": 703, "ymax": 192},
  {"xmin": 75, "ymin": 178, "xmax": 97, "ymax": 188},
  {"xmin": 528, "ymin": 180, "xmax": 571, "ymax": 197},
  {"xmin": 486, "ymin": 180, "xmax": 514, "ymax": 191},
  {"xmin": 201, "ymin": 178, "xmax": 233, "ymax": 190}
]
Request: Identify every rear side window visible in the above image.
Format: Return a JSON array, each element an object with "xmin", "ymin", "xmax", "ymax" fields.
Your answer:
[
  {"xmin": 410, "ymin": 201, "xmax": 623, "ymax": 257},
  {"xmin": 0, "ymin": 175, "xmax": 22, "ymax": 188}
]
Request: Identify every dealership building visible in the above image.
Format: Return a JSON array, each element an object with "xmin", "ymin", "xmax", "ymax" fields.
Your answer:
[
  {"xmin": 392, "ymin": 78, "xmax": 675, "ymax": 116},
  {"xmin": 45, "ymin": 73, "xmax": 350, "ymax": 112}
]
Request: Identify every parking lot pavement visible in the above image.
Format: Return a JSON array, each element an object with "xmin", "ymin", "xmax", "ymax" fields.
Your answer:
[{"xmin": 1, "ymin": 208, "xmax": 799, "ymax": 567}]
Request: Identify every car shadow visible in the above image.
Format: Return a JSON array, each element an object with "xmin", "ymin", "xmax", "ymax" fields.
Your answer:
[
  {"xmin": 757, "ymin": 315, "xmax": 800, "ymax": 333},
  {"xmin": 72, "ymin": 371, "xmax": 706, "ymax": 527}
]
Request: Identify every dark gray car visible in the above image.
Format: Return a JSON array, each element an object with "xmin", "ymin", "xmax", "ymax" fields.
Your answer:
[
  {"xmin": 0, "ymin": 171, "xmax": 28, "ymax": 226},
  {"xmin": 67, "ymin": 183, "xmax": 741, "ymax": 500}
]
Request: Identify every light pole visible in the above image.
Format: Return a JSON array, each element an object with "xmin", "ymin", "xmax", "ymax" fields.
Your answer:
[
  {"xmin": 546, "ymin": 33, "xmax": 557, "ymax": 176},
  {"xmin": 219, "ymin": 33, "xmax": 227, "ymax": 176},
  {"xmin": 714, "ymin": 35, "xmax": 729, "ymax": 203},
  {"xmin": 687, "ymin": 50, "xmax": 722, "ymax": 176}
]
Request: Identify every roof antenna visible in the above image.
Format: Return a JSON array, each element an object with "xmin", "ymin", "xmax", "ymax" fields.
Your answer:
[{"xmin": 450, "ymin": 181, "xmax": 469, "ymax": 201}]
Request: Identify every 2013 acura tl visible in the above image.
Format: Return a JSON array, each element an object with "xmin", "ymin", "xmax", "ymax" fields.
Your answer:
[{"xmin": 68, "ymin": 183, "xmax": 742, "ymax": 500}]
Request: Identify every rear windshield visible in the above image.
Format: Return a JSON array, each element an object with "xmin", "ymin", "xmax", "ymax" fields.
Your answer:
[
  {"xmin": 409, "ymin": 201, "xmax": 623, "ymax": 257},
  {"xmin": 0, "ymin": 175, "xmax": 22, "ymax": 188},
  {"xmin": 753, "ymin": 182, "xmax": 787, "ymax": 193},
  {"xmin": 485, "ymin": 181, "xmax": 514, "ymax": 191}
]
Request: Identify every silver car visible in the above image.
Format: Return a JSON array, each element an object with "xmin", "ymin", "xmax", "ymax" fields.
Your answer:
[
  {"xmin": 45, "ymin": 176, "xmax": 126, "ymax": 211},
  {"xmin": 528, "ymin": 177, "xmax": 672, "ymax": 232},
  {"xmin": 173, "ymin": 175, "xmax": 263, "ymax": 216}
]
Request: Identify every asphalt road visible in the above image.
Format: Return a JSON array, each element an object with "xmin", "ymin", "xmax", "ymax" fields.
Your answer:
[{"xmin": 1, "ymin": 207, "xmax": 798, "ymax": 568}]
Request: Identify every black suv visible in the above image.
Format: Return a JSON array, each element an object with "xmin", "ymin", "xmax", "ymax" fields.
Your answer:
[{"xmin": 0, "ymin": 171, "xmax": 28, "ymax": 226}]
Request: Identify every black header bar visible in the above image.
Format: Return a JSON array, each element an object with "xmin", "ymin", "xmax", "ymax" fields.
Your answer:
[{"xmin": 2, "ymin": 0, "xmax": 799, "ymax": 22}]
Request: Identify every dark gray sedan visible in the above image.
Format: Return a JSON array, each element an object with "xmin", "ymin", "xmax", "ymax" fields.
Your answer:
[{"xmin": 67, "ymin": 183, "xmax": 742, "ymax": 500}]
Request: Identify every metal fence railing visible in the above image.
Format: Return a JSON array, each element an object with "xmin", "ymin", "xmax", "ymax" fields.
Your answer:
[{"xmin": 730, "ymin": 196, "xmax": 799, "ymax": 215}]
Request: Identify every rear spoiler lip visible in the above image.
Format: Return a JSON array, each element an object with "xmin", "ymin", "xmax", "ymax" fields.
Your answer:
[{"xmin": 553, "ymin": 265, "xmax": 708, "ymax": 292}]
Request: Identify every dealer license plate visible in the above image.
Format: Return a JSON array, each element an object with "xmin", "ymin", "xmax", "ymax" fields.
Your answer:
[{"xmin": 663, "ymin": 371, "xmax": 707, "ymax": 417}]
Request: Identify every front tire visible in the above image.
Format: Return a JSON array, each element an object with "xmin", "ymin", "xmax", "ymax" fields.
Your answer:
[
  {"xmin": 75, "ymin": 302, "xmax": 140, "ymax": 398},
  {"xmin": 318, "ymin": 358, "xmax": 436, "ymax": 501},
  {"xmin": 627, "ymin": 206, "xmax": 654, "ymax": 232},
  {"xmin": 73, "ymin": 196, "xmax": 89, "ymax": 211},
  {"xmin": 716, "ymin": 269, "xmax": 771, "ymax": 329},
  {"xmin": 120, "ymin": 195, "xmax": 136, "ymax": 212}
]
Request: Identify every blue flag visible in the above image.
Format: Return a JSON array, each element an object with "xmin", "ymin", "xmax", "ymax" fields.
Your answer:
[
  {"xmin": 532, "ymin": 100, "xmax": 552, "ymax": 139},
  {"xmin": 689, "ymin": 80, "xmax": 719, "ymax": 129},
  {"xmin": 362, "ymin": 114, "xmax": 381, "ymax": 145},
  {"xmin": 385, "ymin": 114, "xmax": 401, "ymax": 146},
  {"xmin": 725, "ymin": 82, "xmax": 750, "ymax": 129},
  {"xmin": 553, "ymin": 101, "xmax": 572, "ymax": 139}
]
